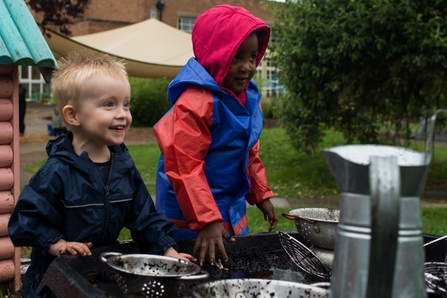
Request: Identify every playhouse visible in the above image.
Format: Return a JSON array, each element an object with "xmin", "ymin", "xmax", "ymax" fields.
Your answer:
[{"xmin": 0, "ymin": 0, "xmax": 57, "ymax": 294}]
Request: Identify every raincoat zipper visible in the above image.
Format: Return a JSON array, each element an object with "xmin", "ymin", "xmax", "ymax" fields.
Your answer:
[{"xmin": 93, "ymin": 153, "xmax": 114, "ymax": 244}]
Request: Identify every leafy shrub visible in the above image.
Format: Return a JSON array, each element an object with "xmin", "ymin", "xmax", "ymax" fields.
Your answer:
[
  {"xmin": 262, "ymin": 95, "xmax": 285, "ymax": 120},
  {"xmin": 129, "ymin": 77, "xmax": 172, "ymax": 127},
  {"xmin": 261, "ymin": 97, "xmax": 275, "ymax": 119}
]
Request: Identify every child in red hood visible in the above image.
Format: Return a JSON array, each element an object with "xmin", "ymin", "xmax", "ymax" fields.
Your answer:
[{"xmin": 154, "ymin": 5, "xmax": 278, "ymax": 266}]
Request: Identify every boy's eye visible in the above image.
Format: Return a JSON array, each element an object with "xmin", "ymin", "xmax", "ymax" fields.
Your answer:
[
  {"xmin": 124, "ymin": 102, "xmax": 131, "ymax": 109},
  {"xmin": 104, "ymin": 102, "xmax": 113, "ymax": 107}
]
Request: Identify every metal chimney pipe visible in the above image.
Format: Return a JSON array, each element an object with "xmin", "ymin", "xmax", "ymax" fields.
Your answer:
[{"xmin": 156, "ymin": 1, "xmax": 165, "ymax": 21}]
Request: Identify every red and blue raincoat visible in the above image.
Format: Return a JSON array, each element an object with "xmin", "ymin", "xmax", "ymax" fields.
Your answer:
[{"xmin": 154, "ymin": 5, "xmax": 274, "ymax": 239}]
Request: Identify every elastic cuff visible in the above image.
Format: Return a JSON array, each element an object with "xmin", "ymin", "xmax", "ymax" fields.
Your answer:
[
  {"xmin": 37, "ymin": 230, "xmax": 64, "ymax": 255},
  {"xmin": 144, "ymin": 236, "xmax": 178, "ymax": 255}
]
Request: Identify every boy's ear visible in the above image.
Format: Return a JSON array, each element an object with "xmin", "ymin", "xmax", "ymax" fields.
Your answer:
[{"xmin": 62, "ymin": 105, "xmax": 80, "ymax": 127}]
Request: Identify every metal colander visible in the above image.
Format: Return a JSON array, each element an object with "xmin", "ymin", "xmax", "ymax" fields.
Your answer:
[
  {"xmin": 100, "ymin": 252, "xmax": 209, "ymax": 297},
  {"xmin": 278, "ymin": 231, "xmax": 331, "ymax": 281},
  {"xmin": 192, "ymin": 278, "xmax": 329, "ymax": 298},
  {"xmin": 282, "ymin": 208, "xmax": 339, "ymax": 249},
  {"xmin": 100, "ymin": 252, "xmax": 200, "ymax": 276},
  {"xmin": 425, "ymin": 262, "xmax": 447, "ymax": 297}
]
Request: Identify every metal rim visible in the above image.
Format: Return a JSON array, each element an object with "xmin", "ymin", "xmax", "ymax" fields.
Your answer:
[
  {"xmin": 287, "ymin": 208, "xmax": 340, "ymax": 223},
  {"xmin": 100, "ymin": 252, "xmax": 201, "ymax": 277},
  {"xmin": 193, "ymin": 278, "xmax": 330, "ymax": 296}
]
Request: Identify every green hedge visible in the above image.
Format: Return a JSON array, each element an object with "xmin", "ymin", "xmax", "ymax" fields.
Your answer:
[{"xmin": 129, "ymin": 77, "xmax": 172, "ymax": 127}]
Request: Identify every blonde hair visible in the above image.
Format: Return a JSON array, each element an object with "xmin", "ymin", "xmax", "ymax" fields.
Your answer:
[{"xmin": 51, "ymin": 50, "xmax": 128, "ymax": 113}]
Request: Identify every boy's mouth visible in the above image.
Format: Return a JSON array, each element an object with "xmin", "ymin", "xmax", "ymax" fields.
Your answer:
[{"xmin": 109, "ymin": 125, "xmax": 124, "ymax": 130}]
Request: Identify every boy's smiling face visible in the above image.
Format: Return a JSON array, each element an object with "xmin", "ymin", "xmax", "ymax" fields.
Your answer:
[
  {"xmin": 75, "ymin": 74, "xmax": 132, "ymax": 148},
  {"xmin": 222, "ymin": 32, "xmax": 259, "ymax": 96}
]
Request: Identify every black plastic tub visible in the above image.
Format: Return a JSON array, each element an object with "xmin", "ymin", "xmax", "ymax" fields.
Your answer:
[{"xmin": 36, "ymin": 232, "xmax": 447, "ymax": 298}]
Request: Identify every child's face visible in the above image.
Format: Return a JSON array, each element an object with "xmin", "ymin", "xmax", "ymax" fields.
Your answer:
[
  {"xmin": 75, "ymin": 75, "xmax": 132, "ymax": 147},
  {"xmin": 222, "ymin": 32, "xmax": 259, "ymax": 95}
]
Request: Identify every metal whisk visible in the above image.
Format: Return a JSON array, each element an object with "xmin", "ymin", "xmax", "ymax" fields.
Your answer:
[{"xmin": 278, "ymin": 231, "xmax": 331, "ymax": 281}]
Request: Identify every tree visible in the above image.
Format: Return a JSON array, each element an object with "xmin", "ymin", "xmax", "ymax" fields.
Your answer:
[
  {"xmin": 269, "ymin": 0, "xmax": 447, "ymax": 153},
  {"xmin": 26, "ymin": 0, "xmax": 90, "ymax": 36}
]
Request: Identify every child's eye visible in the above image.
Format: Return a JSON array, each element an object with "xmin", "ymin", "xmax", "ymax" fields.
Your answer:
[
  {"xmin": 104, "ymin": 102, "xmax": 113, "ymax": 107},
  {"xmin": 250, "ymin": 54, "xmax": 257, "ymax": 61},
  {"xmin": 124, "ymin": 102, "xmax": 131, "ymax": 109},
  {"xmin": 233, "ymin": 55, "xmax": 240, "ymax": 62}
]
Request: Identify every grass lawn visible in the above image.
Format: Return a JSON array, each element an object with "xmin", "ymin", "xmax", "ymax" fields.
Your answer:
[{"xmin": 25, "ymin": 127, "xmax": 447, "ymax": 236}]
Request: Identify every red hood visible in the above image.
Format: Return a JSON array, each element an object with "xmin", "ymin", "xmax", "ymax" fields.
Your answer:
[{"xmin": 192, "ymin": 5, "xmax": 270, "ymax": 91}]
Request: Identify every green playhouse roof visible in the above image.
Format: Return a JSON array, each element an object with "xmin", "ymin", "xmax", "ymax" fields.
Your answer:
[{"xmin": 0, "ymin": 0, "xmax": 57, "ymax": 82}]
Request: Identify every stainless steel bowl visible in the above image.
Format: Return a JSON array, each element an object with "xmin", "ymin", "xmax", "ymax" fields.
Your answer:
[
  {"xmin": 192, "ymin": 278, "xmax": 329, "ymax": 298},
  {"xmin": 100, "ymin": 252, "xmax": 209, "ymax": 297},
  {"xmin": 283, "ymin": 208, "xmax": 339, "ymax": 249}
]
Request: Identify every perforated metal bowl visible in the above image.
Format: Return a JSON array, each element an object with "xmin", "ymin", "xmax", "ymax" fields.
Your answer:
[
  {"xmin": 100, "ymin": 252, "xmax": 208, "ymax": 297},
  {"xmin": 192, "ymin": 278, "xmax": 329, "ymax": 298},
  {"xmin": 283, "ymin": 208, "xmax": 339, "ymax": 249}
]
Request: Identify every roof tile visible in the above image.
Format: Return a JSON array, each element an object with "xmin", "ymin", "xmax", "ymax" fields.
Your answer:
[{"xmin": 0, "ymin": 0, "xmax": 57, "ymax": 82}]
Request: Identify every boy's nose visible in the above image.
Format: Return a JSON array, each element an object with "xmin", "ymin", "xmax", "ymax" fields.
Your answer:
[{"xmin": 116, "ymin": 107, "xmax": 128, "ymax": 118}]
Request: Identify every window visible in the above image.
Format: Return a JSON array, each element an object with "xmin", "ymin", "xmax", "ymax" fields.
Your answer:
[
  {"xmin": 31, "ymin": 66, "xmax": 41, "ymax": 80},
  {"xmin": 31, "ymin": 83, "xmax": 42, "ymax": 101},
  {"xmin": 43, "ymin": 84, "xmax": 51, "ymax": 94},
  {"xmin": 20, "ymin": 65, "xmax": 29, "ymax": 79},
  {"xmin": 256, "ymin": 55, "xmax": 287, "ymax": 98},
  {"xmin": 150, "ymin": 9, "xmax": 157, "ymax": 19},
  {"xmin": 255, "ymin": 29, "xmax": 287, "ymax": 97},
  {"xmin": 178, "ymin": 17, "xmax": 196, "ymax": 34},
  {"xmin": 19, "ymin": 66, "xmax": 50, "ymax": 102}
]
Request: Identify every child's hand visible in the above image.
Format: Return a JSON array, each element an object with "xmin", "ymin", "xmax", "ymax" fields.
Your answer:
[
  {"xmin": 256, "ymin": 200, "xmax": 278, "ymax": 232},
  {"xmin": 49, "ymin": 239, "xmax": 92, "ymax": 257},
  {"xmin": 193, "ymin": 222, "xmax": 236, "ymax": 266},
  {"xmin": 164, "ymin": 247, "xmax": 197, "ymax": 263}
]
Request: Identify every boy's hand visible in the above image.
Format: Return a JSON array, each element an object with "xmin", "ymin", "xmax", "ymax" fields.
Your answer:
[
  {"xmin": 49, "ymin": 239, "xmax": 92, "ymax": 257},
  {"xmin": 164, "ymin": 247, "xmax": 197, "ymax": 263},
  {"xmin": 193, "ymin": 222, "xmax": 235, "ymax": 266},
  {"xmin": 256, "ymin": 200, "xmax": 278, "ymax": 232}
]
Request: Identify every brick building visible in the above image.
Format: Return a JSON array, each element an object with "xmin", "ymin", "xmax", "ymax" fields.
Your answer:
[{"xmin": 66, "ymin": 0, "xmax": 276, "ymax": 36}]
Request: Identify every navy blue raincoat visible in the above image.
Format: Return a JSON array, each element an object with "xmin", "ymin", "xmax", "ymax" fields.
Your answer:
[{"xmin": 8, "ymin": 132, "xmax": 177, "ymax": 297}]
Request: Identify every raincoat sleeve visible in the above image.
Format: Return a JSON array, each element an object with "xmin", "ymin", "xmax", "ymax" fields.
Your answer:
[
  {"xmin": 126, "ymin": 167, "xmax": 177, "ymax": 255},
  {"xmin": 8, "ymin": 163, "xmax": 66, "ymax": 253},
  {"xmin": 155, "ymin": 87, "xmax": 222, "ymax": 231},
  {"xmin": 245, "ymin": 140, "xmax": 275, "ymax": 205}
]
